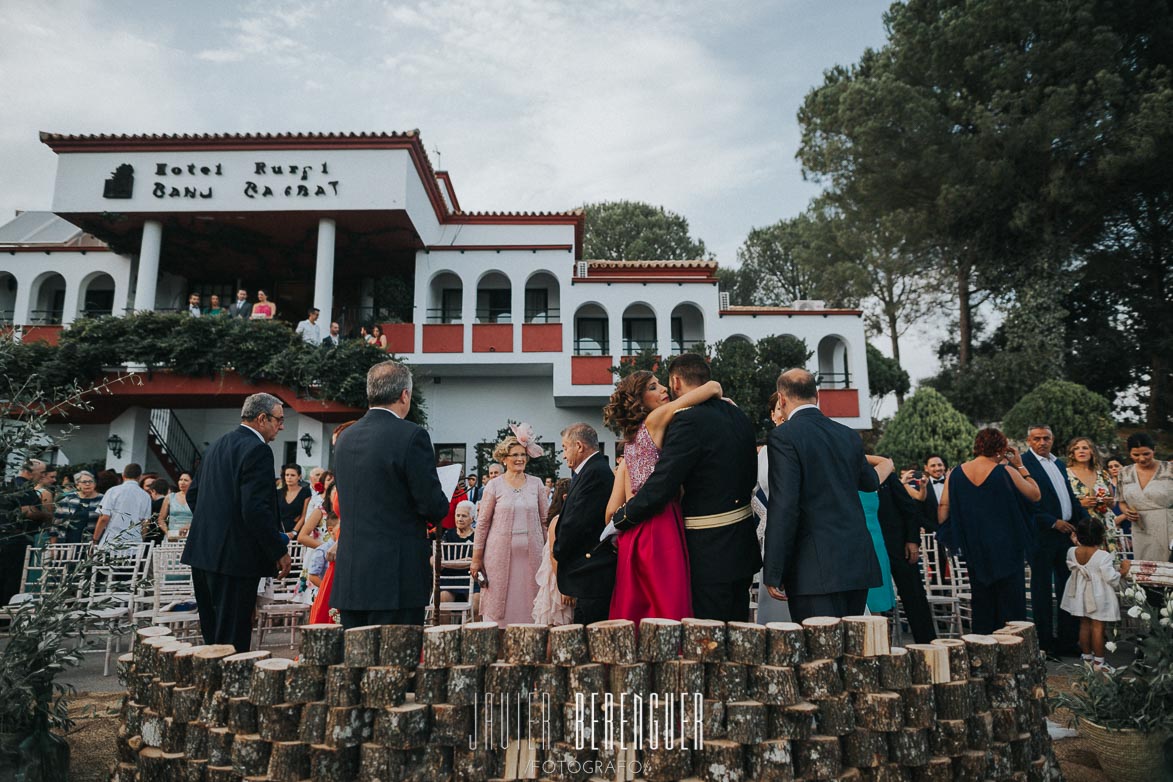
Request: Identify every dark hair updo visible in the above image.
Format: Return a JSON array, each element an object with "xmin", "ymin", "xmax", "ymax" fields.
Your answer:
[
  {"xmin": 1126, "ymin": 432, "xmax": 1156, "ymax": 451},
  {"xmin": 973, "ymin": 427, "xmax": 1009, "ymax": 458},
  {"xmin": 1074, "ymin": 517, "xmax": 1105, "ymax": 548}
]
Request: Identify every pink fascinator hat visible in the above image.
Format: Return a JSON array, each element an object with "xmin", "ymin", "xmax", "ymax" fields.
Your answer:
[{"xmin": 509, "ymin": 422, "xmax": 544, "ymax": 458}]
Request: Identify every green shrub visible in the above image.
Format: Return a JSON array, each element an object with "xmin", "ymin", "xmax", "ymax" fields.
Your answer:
[
  {"xmin": 875, "ymin": 387, "xmax": 977, "ymax": 468},
  {"xmin": 1001, "ymin": 379, "xmax": 1118, "ymax": 452}
]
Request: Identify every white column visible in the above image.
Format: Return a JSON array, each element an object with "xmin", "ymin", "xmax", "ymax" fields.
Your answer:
[
  {"xmin": 135, "ymin": 219, "xmax": 163, "ymax": 312},
  {"xmin": 656, "ymin": 307, "xmax": 672, "ymax": 358},
  {"xmin": 608, "ymin": 308, "xmax": 623, "ymax": 364},
  {"xmin": 314, "ymin": 218, "xmax": 336, "ymax": 319},
  {"xmin": 462, "ymin": 275, "xmax": 476, "ymax": 352},
  {"xmin": 106, "ymin": 407, "xmax": 150, "ymax": 473},
  {"xmin": 60, "ymin": 276, "xmax": 81, "ymax": 326},
  {"xmin": 511, "ymin": 272, "xmax": 525, "ymax": 352},
  {"xmin": 12, "ymin": 272, "xmax": 33, "ymax": 326}
]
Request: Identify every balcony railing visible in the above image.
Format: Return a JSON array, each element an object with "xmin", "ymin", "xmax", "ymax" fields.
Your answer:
[
  {"xmin": 525, "ymin": 308, "xmax": 560, "ymax": 324},
  {"xmin": 574, "ymin": 338, "xmax": 610, "ymax": 356},
  {"xmin": 671, "ymin": 339, "xmax": 704, "ymax": 354},
  {"xmin": 622, "ymin": 339, "xmax": 658, "ymax": 355},
  {"xmin": 0, "ymin": 309, "xmax": 12, "ymax": 324},
  {"xmin": 27, "ymin": 309, "xmax": 64, "ymax": 325},
  {"xmin": 426, "ymin": 308, "xmax": 462, "ymax": 324},
  {"xmin": 82, "ymin": 308, "xmax": 114, "ymax": 318},
  {"xmin": 818, "ymin": 371, "xmax": 852, "ymax": 389},
  {"xmin": 474, "ymin": 309, "xmax": 512, "ymax": 323}
]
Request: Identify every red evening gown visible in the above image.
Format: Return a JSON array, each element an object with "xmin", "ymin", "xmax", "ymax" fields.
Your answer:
[
  {"xmin": 308, "ymin": 491, "xmax": 341, "ymax": 625},
  {"xmin": 609, "ymin": 424, "xmax": 692, "ymax": 622}
]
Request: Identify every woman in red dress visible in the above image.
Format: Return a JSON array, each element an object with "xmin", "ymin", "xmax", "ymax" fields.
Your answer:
[
  {"xmin": 307, "ymin": 420, "xmax": 358, "ymax": 625},
  {"xmin": 602, "ymin": 372, "xmax": 724, "ymax": 623}
]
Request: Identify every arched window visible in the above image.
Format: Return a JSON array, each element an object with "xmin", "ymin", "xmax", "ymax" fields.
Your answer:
[
  {"xmin": 573, "ymin": 303, "xmax": 609, "ymax": 355},
  {"xmin": 670, "ymin": 303, "xmax": 704, "ymax": 354},
  {"xmin": 0, "ymin": 272, "xmax": 16, "ymax": 324},
  {"xmin": 817, "ymin": 335, "xmax": 851, "ymax": 389},
  {"xmin": 427, "ymin": 272, "xmax": 462, "ymax": 323},
  {"xmin": 30, "ymin": 272, "xmax": 66, "ymax": 325},
  {"xmin": 79, "ymin": 272, "xmax": 116, "ymax": 319},
  {"xmin": 475, "ymin": 271, "xmax": 511, "ymax": 323},
  {"xmin": 524, "ymin": 272, "xmax": 560, "ymax": 323},
  {"xmin": 621, "ymin": 303, "xmax": 657, "ymax": 355}
]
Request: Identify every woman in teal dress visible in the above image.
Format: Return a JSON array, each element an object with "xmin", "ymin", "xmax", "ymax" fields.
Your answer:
[
  {"xmin": 861, "ymin": 455, "xmax": 896, "ymax": 613},
  {"xmin": 158, "ymin": 472, "xmax": 195, "ymax": 540}
]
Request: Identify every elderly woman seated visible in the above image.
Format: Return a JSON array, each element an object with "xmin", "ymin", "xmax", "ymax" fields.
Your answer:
[{"xmin": 439, "ymin": 500, "xmax": 477, "ymax": 612}]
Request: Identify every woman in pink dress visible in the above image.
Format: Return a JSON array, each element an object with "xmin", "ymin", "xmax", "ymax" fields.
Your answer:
[
  {"xmin": 603, "ymin": 372, "xmax": 724, "ymax": 623},
  {"xmin": 249, "ymin": 289, "xmax": 276, "ymax": 319},
  {"xmin": 470, "ymin": 428, "xmax": 550, "ymax": 627}
]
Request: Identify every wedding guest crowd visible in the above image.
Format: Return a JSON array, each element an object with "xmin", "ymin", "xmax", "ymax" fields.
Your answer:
[{"xmin": 8, "ymin": 345, "xmax": 1171, "ymax": 658}]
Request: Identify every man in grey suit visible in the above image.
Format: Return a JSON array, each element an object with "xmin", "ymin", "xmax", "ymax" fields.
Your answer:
[
  {"xmin": 331, "ymin": 360, "xmax": 450, "ymax": 628},
  {"xmin": 229, "ymin": 289, "xmax": 253, "ymax": 319},
  {"xmin": 764, "ymin": 369, "xmax": 880, "ymax": 622}
]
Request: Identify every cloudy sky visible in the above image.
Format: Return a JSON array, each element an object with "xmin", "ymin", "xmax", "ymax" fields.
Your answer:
[{"xmin": 1, "ymin": 1, "xmax": 937, "ymax": 400}]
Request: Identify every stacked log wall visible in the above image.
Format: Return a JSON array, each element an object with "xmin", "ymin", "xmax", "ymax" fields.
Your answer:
[{"xmin": 109, "ymin": 618, "xmax": 1064, "ymax": 781}]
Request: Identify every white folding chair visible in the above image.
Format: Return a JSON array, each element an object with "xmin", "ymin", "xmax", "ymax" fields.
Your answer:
[
  {"xmin": 920, "ymin": 532, "xmax": 964, "ymax": 638},
  {"xmin": 0, "ymin": 543, "xmax": 90, "ymax": 631},
  {"xmin": 255, "ymin": 543, "xmax": 311, "ymax": 648},
  {"xmin": 426, "ymin": 540, "xmax": 475, "ymax": 625},
  {"xmin": 82, "ymin": 541, "xmax": 153, "ymax": 675},
  {"xmin": 132, "ymin": 546, "xmax": 200, "ymax": 640}
]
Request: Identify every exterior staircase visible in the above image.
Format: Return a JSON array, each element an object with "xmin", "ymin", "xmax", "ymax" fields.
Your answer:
[{"xmin": 146, "ymin": 409, "xmax": 202, "ymax": 481}]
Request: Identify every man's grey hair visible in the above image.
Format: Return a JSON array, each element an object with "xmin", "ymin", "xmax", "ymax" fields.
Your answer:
[
  {"xmin": 73, "ymin": 470, "xmax": 95, "ymax": 483},
  {"xmin": 367, "ymin": 360, "xmax": 413, "ymax": 407},
  {"xmin": 241, "ymin": 392, "xmax": 282, "ymax": 421},
  {"xmin": 1026, "ymin": 424, "xmax": 1053, "ymax": 436},
  {"xmin": 561, "ymin": 423, "xmax": 600, "ymax": 451},
  {"xmin": 21, "ymin": 458, "xmax": 46, "ymax": 473}
]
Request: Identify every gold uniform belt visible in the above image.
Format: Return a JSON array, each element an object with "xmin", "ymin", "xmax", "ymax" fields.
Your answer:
[{"xmin": 684, "ymin": 506, "xmax": 752, "ymax": 530}]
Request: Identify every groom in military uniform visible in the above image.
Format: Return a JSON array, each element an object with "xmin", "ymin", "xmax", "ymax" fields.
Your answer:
[{"xmin": 609, "ymin": 353, "xmax": 760, "ymax": 621}]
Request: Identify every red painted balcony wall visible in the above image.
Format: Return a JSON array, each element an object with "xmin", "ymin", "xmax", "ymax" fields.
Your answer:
[
  {"xmin": 571, "ymin": 356, "xmax": 615, "ymax": 385},
  {"xmin": 422, "ymin": 324, "xmax": 463, "ymax": 353},
  {"xmin": 381, "ymin": 323, "xmax": 415, "ymax": 354},
  {"xmin": 819, "ymin": 389, "xmax": 860, "ymax": 418},
  {"xmin": 522, "ymin": 323, "xmax": 562, "ymax": 352},
  {"xmin": 472, "ymin": 324, "xmax": 513, "ymax": 353}
]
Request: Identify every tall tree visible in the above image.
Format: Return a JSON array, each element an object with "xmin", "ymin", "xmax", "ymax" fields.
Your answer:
[
  {"xmin": 727, "ymin": 211, "xmax": 863, "ymax": 308},
  {"xmin": 582, "ymin": 200, "xmax": 711, "ymax": 260},
  {"xmin": 796, "ymin": 0, "xmax": 1162, "ymax": 371},
  {"xmin": 866, "ymin": 343, "xmax": 911, "ymax": 418}
]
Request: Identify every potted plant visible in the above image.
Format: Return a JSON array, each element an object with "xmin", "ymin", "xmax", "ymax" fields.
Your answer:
[{"xmin": 1054, "ymin": 582, "xmax": 1173, "ymax": 782}]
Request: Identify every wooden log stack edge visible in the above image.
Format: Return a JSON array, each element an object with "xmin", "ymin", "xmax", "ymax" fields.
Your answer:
[{"xmin": 108, "ymin": 619, "xmax": 1064, "ymax": 781}]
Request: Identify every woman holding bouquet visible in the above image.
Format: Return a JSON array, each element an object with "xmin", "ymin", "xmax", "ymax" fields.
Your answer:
[{"xmin": 1065, "ymin": 438, "xmax": 1119, "ymax": 552}]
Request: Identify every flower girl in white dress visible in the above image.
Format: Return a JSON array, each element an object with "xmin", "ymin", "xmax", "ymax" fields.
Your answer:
[{"xmin": 1061, "ymin": 517, "xmax": 1131, "ymax": 671}]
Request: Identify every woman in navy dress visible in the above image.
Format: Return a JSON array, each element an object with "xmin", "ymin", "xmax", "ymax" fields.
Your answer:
[{"xmin": 937, "ymin": 428, "xmax": 1042, "ymax": 634}]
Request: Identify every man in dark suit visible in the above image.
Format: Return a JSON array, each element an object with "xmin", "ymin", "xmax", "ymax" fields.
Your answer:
[
  {"xmin": 321, "ymin": 321, "xmax": 342, "ymax": 348},
  {"xmin": 764, "ymin": 369, "xmax": 880, "ymax": 622},
  {"xmin": 331, "ymin": 360, "xmax": 450, "ymax": 628},
  {"xmin": 229, "ymin": 289, "xmax": 253, "ymax": 319},
  {"xmin": 182, "ymin": 393, "xmax": 292, "ymax": 652},
  {"xmin": 552, "ymin": 423, "xmax": 616, "ymax": 625},
  {"xmin": 1022, "ymin": 424, "xmax": 1088, "ymax": 657},
  {"xmin": 610, "ymin": 354, "xmax": 760, "ymax": 622},
  {"xmin": 877, "ymin": 470, "xmax": 936, "ymax": 643},
  {"xmin": 918, "ymin": 455, "xmax": 947, "ymax": 534}
]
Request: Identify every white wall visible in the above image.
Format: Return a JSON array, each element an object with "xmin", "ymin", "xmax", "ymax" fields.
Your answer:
[{"xmin": 0, "ymin": 250, "xmax": 132, "ymax": 325}]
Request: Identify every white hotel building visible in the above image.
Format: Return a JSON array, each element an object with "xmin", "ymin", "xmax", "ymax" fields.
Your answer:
[{"xmin": 0, "ymin": 131, "xmax": 870, "ymax": 479}]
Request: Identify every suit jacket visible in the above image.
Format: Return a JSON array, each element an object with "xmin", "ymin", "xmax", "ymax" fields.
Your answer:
[
  {"xmin": 764, "ymin": 407, "xmax": 880, "ymax": 594},
  {"xmin": 321, "ymin": 335, "xmax": 341, "ymax": 348},
  {"xmin": 919, "ymin": 478, "xmax": 944, "ymax": 532},
  {"xmin": 1022, "ymin": 449, "xmax": 1089, "ymax": 552},
  {"xmin": 229, "ymin": 300, "xmax": 253, "ymax": 319},
  {"xmin": 618, "ymin": 397, "xmax": 761, "ymax": 583},
  {"xmin": 877, "ymin": 473, "xmax": 921, "ymax": 560},
  {"xmin": 330, "ymin": 409, "xmax": 450, "ymax": 611},
  {"xmin": 552, "ymin": 452, "xmax": 616, "ymax": 599},
  {"xmin": 468, "ymin": 485, "xmax": 485, "ymax": 504},
  {"xmin": 182, "ymin": 425, "xmax": 288, "ymax": 579}
]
